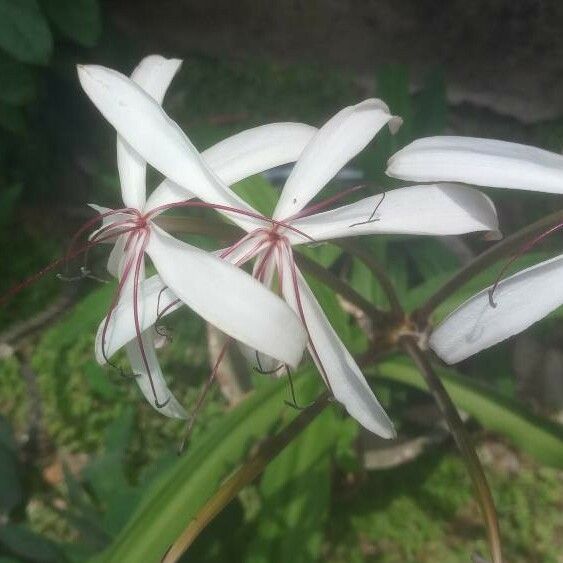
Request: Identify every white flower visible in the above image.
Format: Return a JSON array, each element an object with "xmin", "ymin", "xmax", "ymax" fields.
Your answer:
[
  {"xmin": 387, "ymin": 136, "xmax": 563, "ymax": 364},
  {"xmin": 97, "ymin": 89, "xmax": 499, "ymax": 436},
  {"xmin": 78, "ymin": 56, "xmax": 317, "ymax": 416}
]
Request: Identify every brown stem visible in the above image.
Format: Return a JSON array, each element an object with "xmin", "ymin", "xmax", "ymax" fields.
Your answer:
[
  {"xmin": 415, "ymin": 208, "xmax": 563, "ymax": 323},
  {"xmin": 161, "ymin": 392, "xmax": 330, "ymax": 563},
  {"xmin": 400, "ymin": 336, "xmax": 503, "ymax": 563},
  {"xmin": 336, "ymin": 239, "xmax": 403, "ymax": 316},
  {"xmin": 294, "ymin": 252, "xmax": 390, "ymax": 321}
]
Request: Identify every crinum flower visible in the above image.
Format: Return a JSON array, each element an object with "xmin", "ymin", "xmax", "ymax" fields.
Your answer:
[
  {"xmin": 78, "ymin": 56, "xmax": 319, "ymax": 416},
  {"xmin": 387, "ymin": 135, "xmax": 563, "ymax": 363},
  {"xmin": 87, "ymin": 85, "xmax": 500, "ymax": 437}
]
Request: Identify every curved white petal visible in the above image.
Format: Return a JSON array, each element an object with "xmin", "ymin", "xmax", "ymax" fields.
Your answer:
[
  {"xmin": 117, "ymin": 56, "xmax": 182, "ymax": 210},
  {"xmin": 107, "ymin": 234, "xmax": 127, "ymax": 277},
  {"xmin": 203, "ymin": 123, "xmax": 317, "ymax": 186},
  {"xmin": 273, "ymin": 99, "xmax": 401, "ymax": 220},
  {"xmin": 430, "ymin": 254, "xmax": 563, "ymax": 364},
  {"xmin": 279, "ymin": 252, "xmax": 395, "ymax": 437},
  {"xmin": 144, "ymin": 123, "xmax": 316, "ymax": 214},
  {"xmin": 387, "ymin": 136, "xmax": 563, "ymax": 195},
  {"xmin": 287, "ymin": 184, "xmax": 499, "ymax": 244},
  {"xmin": 145, "ymin": 225, "xmax": 307, "ymax": 367},
  {"xmin": 217, "ymin": 234, "xmax": 268, "ymax": 266},
  {"xmin": 77, "ymin": 65, "xmax": 260, "ymax": 231},
  {"xmin": 126, "ymin": 330, "xmax": 187, "ymax": 418},
  {"xmin": 96, "ymin": 274, "xmax": 181, "ymax": 363}
]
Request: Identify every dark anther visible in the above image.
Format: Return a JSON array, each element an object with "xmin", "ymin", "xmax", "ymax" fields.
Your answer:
[
  {"xmin": 154, "ymin": 324, "xmax": 173, "ymax": 342},
  {"xmin": 283, "ymin": 367, "xmax": 314, "ymax": 411},
  {"xmin": 349, "ymin": 191, "xmax": 386, "ymax": 228},
  {"xmin": 488, "ymin": 287, "xmax": 498, "ymax": 308},
  {"xmin": 253, "ymin": 351, "xmax": 284, "ymax": 375},
  {"xmin": 154, "ymin": 395, "xmax": 171, "ymax": 409}
]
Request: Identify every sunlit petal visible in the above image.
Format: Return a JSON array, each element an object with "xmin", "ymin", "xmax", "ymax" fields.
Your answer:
[
  {"xmin": 146, "ymin": 225, "xmax": 307, "ymax": 367},
  {"xmin": 387, "ymin": 136, "xmax": 563, "ymax": 194},
  {"xmin": 274, "ymin": 99, "xmax": 401, "ymax": 220},
  {"xmin": 287, "ymin": 184, "xmax": 499, "ymax": 243},
  {"xmin": 430, "ymin": 254, "xmax": 563, "ymax": 364},
  {"xmin": 279, "ymin": 252, "xmax": 395, "ymax": 437}
]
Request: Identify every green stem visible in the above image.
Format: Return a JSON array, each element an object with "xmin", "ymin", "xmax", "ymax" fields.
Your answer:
[
  {"xmin": 294, "ymin": 252, "xmax": 390, "ymax": 321},
  {"xmin": 415, "ymin": 208, "xmax": 563, "ymax": 323},
  {"xmin": 400, "ymin": 337, "xmax": 503, "ymax": 563},
  {"xmin": 161, "ymin": 392, "xmax": 330, "ymax": 563},
  {"xmin": 336, "ymin": 239, "xmax": 403, "ymax": 316}
]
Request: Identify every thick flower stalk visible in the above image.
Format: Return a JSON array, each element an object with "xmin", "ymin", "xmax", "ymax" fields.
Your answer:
[
  {"xmin": 92, "ymin": 80, "xmax": 500, "ymax": 436},
  {"xmin": 388, "ymin": 136, "xmax": 563, "ymax": 363},
  {"xmin": 77, "ymin": 56, "xmax": 324, "ymax": 416}
]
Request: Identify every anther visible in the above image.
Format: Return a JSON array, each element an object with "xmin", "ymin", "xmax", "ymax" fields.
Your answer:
[{"xmin": 349, "ymin": 191, "xmax": 386, "ymax": 228}]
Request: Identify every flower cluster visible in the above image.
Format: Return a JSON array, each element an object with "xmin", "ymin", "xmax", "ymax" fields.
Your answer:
[{"xmin": 68, "ymin": 55, "xmax": 510, "ymax": 437}]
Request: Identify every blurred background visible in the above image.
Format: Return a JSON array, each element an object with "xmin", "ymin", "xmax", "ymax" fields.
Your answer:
[{"xmin": 1, "ymin": 1, "xmax": 563, "ymax": 562}]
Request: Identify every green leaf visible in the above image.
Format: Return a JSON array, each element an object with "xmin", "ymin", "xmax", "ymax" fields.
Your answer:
[
  {"xmin": 0, "ymin": 55, "xmax": 36, "ymax": 106},
  {"xmin": 96, "ymin": 373, "xmax": 322, "ymax": 563},
  {"xmin": 232, "ymin": 174, "xmax": 279, "ymax": 216},
  {"xmin": 375, "ymin": 358, "xmax": 563, "ymax": 468},
  {"xmin": 0, "ymin": 524, "xmax": 60, "ymax": 562},
  {"xmin": 41, "ymin": 0, "xmax": 101, "ymax": 48},
  {"xmin": 0, "ymin": 0, "xmax": 52, "ymax": 65},
  {"xmin": 246, "ymin": 409, "xmax": 337, "ymax": 563},
  {"xmin": 0, "ymin": 444, "xmax": 22, "ymax": 514},
  {"xmin": 413, "ymin": 68, "xmax": 446, "ymax": 137}
]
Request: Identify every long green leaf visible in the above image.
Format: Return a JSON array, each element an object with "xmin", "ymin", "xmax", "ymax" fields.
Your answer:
[
  {"xmin": 246, "ymin": 409, "xmax": 338, "ymax": 563},
  {"xmin": 375, "ymin": 358, "xmax": 563, "ymax": 468},
  {"xmin": 96, "ymin": 373, "xmax": 321, "ymax": 563}
]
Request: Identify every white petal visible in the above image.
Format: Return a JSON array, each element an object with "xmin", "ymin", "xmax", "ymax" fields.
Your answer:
[
  {"xmin": 273, "ymin": 99, "xmax": 401, "ymax": 220},
  {"xmin": 143, "ymin": 123, "xmax": 316, "ymax": 214},
  {"xmin": 278, "ymin": 252, "xmax": 395, "ymax": 437},
  {"xmin": 125, "ymin": 330, "xmax": 187, "ymax": 418},
  {"xmin": 107, "ymin": 234, "xmax": 126, "ymax": 277},
  {"xmin": 145, "ymin": 225, "xmax": 307, "ymax": 367},
  {"xmin": 117, "ymin": 56, "xmax": 182, "ymax": 210},
  {"xmin": 217, "ymin": 234, "xmax": 268, "ymax": 266},
  {"xmin": 430, "ymin": 254, "xmax": 563, "ymax": 364},
  {"xmin": 77, "ymin": 65, "xmax": 260, "ymax": 231},
  {"xmin": 287, "ymin": 184, "xmax": 499, "ymax": 244},
  {"xmin": 96, "ymin": 274, "xmax": 181, "ymax": 363},
  {"xmin": 387, "ymin": 136, "xmax": 563, "ymax": 194},
  {"xmin": 203, "ymin": 123, "xmax": 317, "ymax": 186}
]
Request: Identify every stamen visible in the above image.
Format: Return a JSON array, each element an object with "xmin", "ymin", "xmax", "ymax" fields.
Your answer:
[
  {"xmin": 488, "ymin": 220, "xmax": 563, "ymax": 307},
  {"xmin": 178, "ymin": 338, "xmax": 232, "ymax": 454},
  {"xmin": 349, "ymin": 191, "xmax": 386, "ymax": 228},
  {"xmin": 284, "ymin": 366, "xmax": 314, "ymax": 410},
  {"xmin": 253, "ymin": 350, "xmax": 285, "ymax": 375}
]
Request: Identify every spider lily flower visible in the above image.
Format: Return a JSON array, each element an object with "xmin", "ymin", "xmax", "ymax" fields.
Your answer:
[
  {"xmin": 387, "ymin": 136, "xmax": 563, "ymax": 364},
  {"xmin": 78, "ymin": 56, "xmax": 318, "ymax": 416},
  {"xmin": 95, "ymin": 89, "xmax": 499, "ymax": 437}
]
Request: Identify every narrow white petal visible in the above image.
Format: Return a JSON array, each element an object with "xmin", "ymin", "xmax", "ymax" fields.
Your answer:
[
  {"xmin": 279, "ymin": 253, "xmax": 395, "ymax": 437},
  {"xmin": 203, "ymin": 123, "xmax": 317, "ymax": 186},
  {"xmin": 146, "ymin": 225, "xmax": 307, "ymax": 367},
  {"xmin": 387, "ymin": 136, "xmax": 563, "ymax": 194},
  {"xmin": 144, "ymin": 123, "xmax": 316, "ymax": 214},
  {"xmin": 430, "ymin": 254, "xmax": 563, "ymax": 364},
  {"xmin": 95, "ymin": 274, "xmax": 181, "ymax": 363},
  {"xmin": 287, "ymin": 184, "xmax": 499, "ymax": 244},
  {"xmin": 117, "ymin": 56, "xmax": 182, "ymax": 210},
  {"xmin": 107, "ymin": 234, "xmax": 126, "ymax": 277},
  {"xmin": 274, "ymin": 99, "xmax": 401, "ymax": 220},
  {"xmin": 125, "ymin": 331, "xmax": 187, "ymax": 418},
  {"xmin": 77, "ymin": 65, "xmax": 260, "ymax": 230}
]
